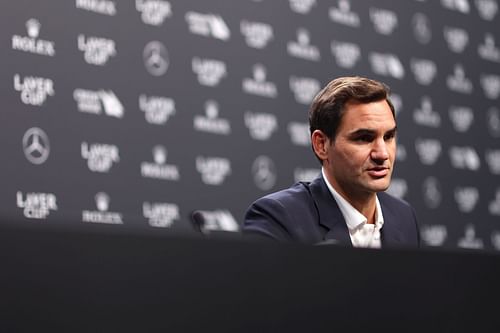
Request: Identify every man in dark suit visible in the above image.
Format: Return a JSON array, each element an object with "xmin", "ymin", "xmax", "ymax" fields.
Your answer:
[{"xmin": 243, "ymin": 76, "xmax": 420, "ymax": 248}]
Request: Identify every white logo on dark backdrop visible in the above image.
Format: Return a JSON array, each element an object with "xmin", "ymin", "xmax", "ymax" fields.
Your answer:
[
  {"xmin": 422, "ymin": 177, "xmax": 442, "ymax": 209},
  {"xmin": 329, "ymin": 0, "xmax": 360, "ymax": 27},
  {"xmin": 441, "ymin": 0, "xmax": 471, "ymax": 13},
  {"xmin": 415, "ymin": 138, "xmax": 442, "ymax": 165},
  {"xmin": 141, "ymin": 145, "xmax": 180, "ymax": 181},
  {"xmin": 480, "ymin": 74, "xmax": 500, "ymax": 99},
  {"xmin": 244, "ymin": 111, "xmax": 277, "ymax": 141},
  {"xmin": 412, "ymin": 13, "xmax": 432, "ymax": 44},
  {"xmin": 192, "ymin": 57, "xmax": 227, "ymax": 87},
  {"xmin": 23, "ymin": 127, "xmax": 50, "ymax": 165},
  {"xmin": 81, "ymin": 142, "xmax": 120, "ymax": 173},
  {"xmin": 12, "ymin": 18, "xmax": 55, "ymax": 57},
  {"xmin": 195, "ymin": 209, "xmax": 239, "ymax": 232},
  {"xmin": 449, "ymin": 106, "xmax": 474, "ymax": 132},
  {"xmin": 391, "ymin": 94, "xmax": 403, "ymax": 116},
  {"xmin": 143, "ymin": 201, "xmax": 179, "ymax": 227},
  {"xmin": 139, "ymin": 94, "xmax": 175, "ymax": 125},
  {"xmin": 443, "ymin": 26, "xmax": 469, "ymax": 53},
  {"xmin": 143, "ymin": 41, "xmax": 169, "ymax": 76},
  {"xmin": 193, "ymin": 100, "xmax": 231, "ymax": 135},
  {"xmin": 492, "ymin": 231, "xmax": 500, "ymax": 251},
  {"xmin": 489, "ymin": 189, "xmax": 500, "ymax": 216},
  {"xmin": 185, "ymin": 11, "xmax": 230, "ymax": 41},
  {"xmin": 252, "ymin": 156, "xmax": 277, "ymax": 191},
  {"xmin": 331, "ymin": 41, "xmax": 361, "ymax": 68},
  {"xmin": 396, "ymin": 143, "xmax": 407, "ymax": 161},
  {"xmin": 449, "ymin": 146, "xmax": 481, "ymax": 171},
  {"xmin": 369, "ymin": 52, "xmax": 405, "ymax": 79},
  {"xmin": 16, "ymin": 191, "xmax": 58, "ymax": 219},
  {"xmin": 74, "ymin": 89, "xmax": 124, "ymax": 118},
  {"xmin": 458, "ymin": 224, "xmax": 484, "ymax": 250},
  {"xmin": 410, "ymin": 58, "xmax": 437, "ymax": 85},
  {"xmin": 294, "ymin": 167, "xmax": 320, "ymax": 182},
  {"xmin": 77, "ymin": 34, "xmax": 116, "ymax": 66},
  {"xmin": 289, "ymin": 76, "xmax": 320, "ymax": 104},
  {"xmin": 369, "ymin": 7, "xmax": 398, "ymax": 35},
  {"xmin": 196, "ymin": 156, "xmax": 231, "ymax": 185},
  {"xmin": 386, "ymin": 178, "xmax": 408, "ymax": 199},
  {"xmin": 413, "ymin": 96, "xmax": 440, "ymax": 127},
  {"xmin": 242, "ymin": 64, "xmax": 278, "ymax": 98},
  {"xmin": 289, "ymin": 0, "xmax": 317, "ymax": 14},
  {"xmin": 288, "ymin": 122, "xmax": 310, "ymax": 146},
  {"xmin": 82, "ymin": 192, "xmax": 123, "ymax": 224},
  {"xmin": 478, "ymin": 33, "xmax": 500, "ymax": 62},
  {"xmin": 287, "ymin": 28, "xmax": 320, "ymax": 61},
  {"xmin": 421, "ymin": 225, "xmax": 447, "ymax": 246},
  {"xmin": 14, "ymin": 74, "xmax": 54, "ymax": 106},
  {"xmin": 76, "ymin": 0, "xmax": 116, "ymax": 16},
  {"xmin": 487, "ymin": 107, "xmax": 500, "ymax": 137},
  {"xmin": 454, "ymin": 187, "xmax": 479, "ymax": 213},
  {"xmin": 446, "ymin": 64, "xmax": 473, "ymax": 94},
  {"xmin": 475, "ymin": 0, "xmax": 498, "ymax": 20},
  {"xmin": 136, "ymin": 0, "xmax": 172, "ymax": 26},
  {"xmin": 485, "ymin": 149, "xmax": 500, "ymax": 174},
  {"xmin": 240, "ymin": 20, "xmax": 273, "ymax": 49}
]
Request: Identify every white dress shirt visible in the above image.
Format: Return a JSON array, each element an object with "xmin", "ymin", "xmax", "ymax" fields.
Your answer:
[{"xmin": 322, "ymin": 168, "xmax": 384, "ymax": 248}]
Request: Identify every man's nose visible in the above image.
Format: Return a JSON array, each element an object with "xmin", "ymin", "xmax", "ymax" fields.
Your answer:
[{"xmin": 371, "ymin": 138, "xmax": 390, "ymax": 161}]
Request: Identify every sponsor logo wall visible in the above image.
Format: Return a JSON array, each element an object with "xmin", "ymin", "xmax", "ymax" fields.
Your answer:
[{"xmin": 0, "ymin": 0, "xmax": 498, "ymax": 251}]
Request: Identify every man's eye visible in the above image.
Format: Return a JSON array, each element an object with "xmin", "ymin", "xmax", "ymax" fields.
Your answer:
[
  {"xmin": 384, "ymin": 132, "xmax": 396, "ymax": 140},
  {"xmin": 355, "ymin": 135, "xmax": 372, "ymax": 142}
]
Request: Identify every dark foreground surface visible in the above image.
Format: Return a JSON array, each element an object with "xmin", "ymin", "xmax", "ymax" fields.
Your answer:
[{"xmin": 0, "ymin": 224, "xmax": 498, "ymax": 332}]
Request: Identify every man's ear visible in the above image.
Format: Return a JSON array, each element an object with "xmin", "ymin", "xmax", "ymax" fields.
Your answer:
[{"xmin": 311, "ymin": 130, "xmax": 330, "ymax": 161}]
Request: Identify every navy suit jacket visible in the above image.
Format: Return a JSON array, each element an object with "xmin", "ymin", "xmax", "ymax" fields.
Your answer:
[{"xmin": 243, "ymin": 175, "xmax": 420, "ymax": 248}]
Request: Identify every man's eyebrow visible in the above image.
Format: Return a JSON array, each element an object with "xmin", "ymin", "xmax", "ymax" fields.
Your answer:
[
  {"xmin": 348, "ymin": 129, "xmax": 376, "ymax": 137},
  {"xmin": 348, "ymin": 126, "xmax": 397, "ymax": 136},
  {"xmin": 386, "ymin": 126, "xmax": 398, "ymax": 134}
]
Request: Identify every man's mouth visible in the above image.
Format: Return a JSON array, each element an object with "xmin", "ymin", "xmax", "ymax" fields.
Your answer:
[{"xmin": 367, "ymin": 167, "xmax": 389, "ymax": 178}]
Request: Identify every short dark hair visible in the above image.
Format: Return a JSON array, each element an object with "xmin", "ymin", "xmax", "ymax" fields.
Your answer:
[{"xmin": 308, "ymin": 76, "xmax": 396, "ymax": 162}]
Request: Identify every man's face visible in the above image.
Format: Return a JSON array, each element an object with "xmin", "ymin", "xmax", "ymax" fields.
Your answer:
[{"xmin": 323, "ymin": 99, "xmax": 397, "ymax": 201}]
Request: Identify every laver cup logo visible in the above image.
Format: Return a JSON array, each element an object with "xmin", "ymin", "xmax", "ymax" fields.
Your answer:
[
  {"xmin": 196, "ymin": 156, "xmax": 231, "ymax": 185},
  {"xmin": 139, "ymin": 94, "xmax": 176, "ymax": 125},
  {"xmin": 16, "ymin": 191, "xmax": 58, "ymax": 219},
  {"xmin": 143, "ymin": 201, "xmax": 179, "ymax": 227},
  {"xmin": 14, "ymin": 74, "xmax": 54, "ymax": 106},
  {"xmin": 77, "ymin": 34, "xmax": 116, "ymax": 66},
  {"xmin": 136, "ymin": 0, "xmax": 172, "ymax": 26},
  {"xmin": 81, "ymin": 142, "xmax": 120, "ymax": 173},
  {"xmin": 240, "ymin": 20, "xmax": 274, "ymax": 49}
]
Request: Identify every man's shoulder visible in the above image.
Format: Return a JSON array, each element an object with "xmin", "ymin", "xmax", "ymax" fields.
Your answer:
[{"xmin": 255, "ymin": 181, "xmax": 316, "ymax": 207}]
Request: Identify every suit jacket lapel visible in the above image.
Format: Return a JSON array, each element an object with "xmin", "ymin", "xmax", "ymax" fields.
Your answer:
[
  {"xmin": 378, "ymin": 194, "xmax": 405, "ymax": 247},
  {"xmin": 308, "ymin": 176, "xmax": 352, "ymax": 247}
]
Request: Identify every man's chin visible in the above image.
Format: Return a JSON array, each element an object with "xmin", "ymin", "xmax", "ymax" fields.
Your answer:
[{"xmin": 365, "ymin": 178, "xmax": 391, "ymax": 192}]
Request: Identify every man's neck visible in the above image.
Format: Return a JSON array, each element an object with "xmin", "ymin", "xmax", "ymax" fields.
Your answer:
[{"xmin": 324, "ymin": 173, "xmax": 377, "ymax": 224}]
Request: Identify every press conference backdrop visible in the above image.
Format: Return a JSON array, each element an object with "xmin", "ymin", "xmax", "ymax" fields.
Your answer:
[{"xmin": 0, "ymin": 0, "xmax": 499, "ymax": 251}]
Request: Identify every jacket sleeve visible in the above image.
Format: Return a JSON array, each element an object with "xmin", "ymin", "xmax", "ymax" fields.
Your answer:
[{"xmin": 242, "ymin": 197, "xmax": 293, "ymax": 242}]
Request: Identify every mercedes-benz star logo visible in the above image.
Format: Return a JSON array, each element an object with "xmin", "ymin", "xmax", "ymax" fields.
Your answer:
[
  {"xmin": 143, "ymin": 41, "xmax": 169, "ymax": 76},
  {"xmin": 22, "ymin": 127, "xmax": 50, "ymax": 165},
  {"xmin": 252, "ymin": 155, "xmax": 277, "ymax": 191}
]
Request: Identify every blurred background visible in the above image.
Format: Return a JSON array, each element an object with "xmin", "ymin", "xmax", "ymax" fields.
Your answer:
[{"xmin": 1, "ymin": 0, "xmax": 499, "ymax": 251}]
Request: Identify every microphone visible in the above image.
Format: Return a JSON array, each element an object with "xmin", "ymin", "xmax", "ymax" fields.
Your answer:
[{"xmin": 190, "ymin": 210, "xmax": 207, "ymax": 235}]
